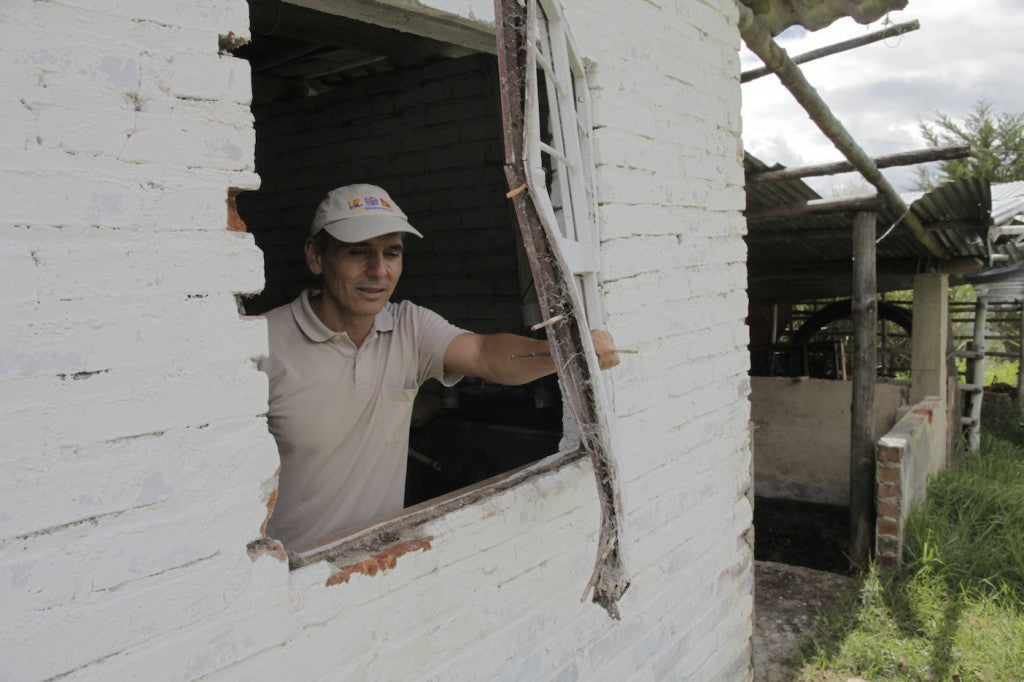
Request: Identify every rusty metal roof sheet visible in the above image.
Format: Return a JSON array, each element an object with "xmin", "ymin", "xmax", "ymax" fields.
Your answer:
[
  {"xmin": 966, "ymin": 260, "xmax": 1024, "ymax": 302},
  {"xmin": 742, "ymin": 153, "xmax": 1024, "ymax": 302},
  {"xmin": 992, "ymin": 181, "xmax": 1024, "ymax": 227},
  {"xmin": 739, "ymin": 0, "xmax": 908, "ymax": 36},
  {"xmin": 745, "ymin": 156, "xmax": 993, "ymax": 266}
]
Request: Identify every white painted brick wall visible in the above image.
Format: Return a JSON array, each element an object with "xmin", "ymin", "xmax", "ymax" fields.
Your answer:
[{"xmin": 1, "ymin": 0, "xmax": 752, "ymax": 679}]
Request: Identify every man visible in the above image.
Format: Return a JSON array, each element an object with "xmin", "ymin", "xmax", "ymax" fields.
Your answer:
[{"xmin": 260, "ymin": 184, "xmax": 620, "ymax": 550}]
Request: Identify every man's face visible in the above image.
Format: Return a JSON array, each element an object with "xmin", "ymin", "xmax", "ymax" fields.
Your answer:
[{"xmin": 305, "ymin": 232, "xmax": 404, "ymax": 323}]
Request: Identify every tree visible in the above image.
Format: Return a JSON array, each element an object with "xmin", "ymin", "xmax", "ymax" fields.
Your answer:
[{"xmin": 913, "ymin": 99, "xmax": 1024, "ymax": 191}]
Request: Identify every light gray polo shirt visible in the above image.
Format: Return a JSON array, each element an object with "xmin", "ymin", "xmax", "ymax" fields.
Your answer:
[{"xmin": 260, "ymin": 290, "xmax": 466, "ymax": 550}]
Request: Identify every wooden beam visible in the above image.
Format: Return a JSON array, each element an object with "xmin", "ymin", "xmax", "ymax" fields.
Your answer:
[
  {"xmin": 1018, "ymin": 302, "xmax": 1024, "ymax": 413},
  {"xmin": 747, "ymin": 144, "xmax": 971, "ymax": 183},
  {"xmin": 924, "ymin": 218, "xmax": 991, "ymax": 233},
  {"xmin": 748, "ymin": 257, "xmax": 984, "ymax": 279},
  {"xmin": 745, "ymin": 194, "xmax": 884, "ymax": 222},
  {"xmin": 967, "ymin": 298, "xmax": 988, "ymax": 451},
  {"xmin": 249, "ymin": 0, "xmax": 479, "ymax": 64},
  {"xmin": 849, "ymin": 211, "xmax": 877, "ymax": 571},
  {"xmin": 735, "ymin": 1, "xmax": 948, "ymax": 259},
  {"xmin": 284, "ymin": 0, "xmax": 496, "ymax": 55},
  {"xmin": 742, "ymin": 19, "xmax": 920, "ymax": 83}
]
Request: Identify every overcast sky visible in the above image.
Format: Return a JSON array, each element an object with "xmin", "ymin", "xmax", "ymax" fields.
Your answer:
[{"xmin": 740, "ymin": 0, "xmax": 1024, "ymax": 197}]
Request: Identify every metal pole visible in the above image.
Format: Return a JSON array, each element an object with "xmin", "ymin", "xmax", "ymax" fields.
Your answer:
[{"xmin": 850, "ymin": 211, "xmax": 877, "ymax": 571}]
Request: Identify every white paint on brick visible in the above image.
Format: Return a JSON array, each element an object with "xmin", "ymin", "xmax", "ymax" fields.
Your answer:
[{"xmin": 1, "ymin": 0, "xmax": 754, "ymax": 679}]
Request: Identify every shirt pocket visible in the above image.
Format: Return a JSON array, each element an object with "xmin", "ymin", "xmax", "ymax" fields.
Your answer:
[{"xmin": 381, "ymin": 386, "xmax": 419, "ymax": 444}]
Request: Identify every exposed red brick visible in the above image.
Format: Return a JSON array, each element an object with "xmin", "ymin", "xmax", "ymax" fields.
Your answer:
[
  {"xmin": 878, "ymin": 445, "xmax": 902, "ymax": 463},
  {"xmin": 259, "ymin": 466, "xmax": 281, "ymax": 537},
  {"xmin": 877, "ymin": 482, "xmax": 900, "ymax": 501},
  {"xmin": 227, "ymin": 189, "xmax": 248, "ymax": 232},
  {"xmin": 326, "ymin": 536, "xmax": 434, "ymax": 586},
  {"xmin": 876, "ymin": 535, "xmax": 900, "ymax": 556},
  {"xmin": 877, "ymin": 466, "xmax": 901, "ymax": 484},
  {"xmin": 877, "ymin": 517, "xmax": 900, "ymax": 537},
  {"xmin": 875, "ymin": 554, "xmax": 899, "ymax": 571},
  {"xmin": 877, "ymin": 501, "xmax": 900, "ymax": 518}
]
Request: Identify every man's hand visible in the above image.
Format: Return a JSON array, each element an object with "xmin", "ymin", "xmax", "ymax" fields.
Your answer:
[{"xmin": 590, "ymin": 329, "xmax": 621, "ymax": 370}]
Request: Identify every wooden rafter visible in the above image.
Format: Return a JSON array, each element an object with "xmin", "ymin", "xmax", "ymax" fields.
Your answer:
[
  {"xmin": 746, "ymin": 144, "xmax": 971, "ymax": 184},
  {"xmin": 745, "ymin": 194, "xmax": 884, "ymax": 222},
  {"xmin": 735, "ymin": 0, "xmax": 948, "ymax": 259},
  {"xmin": 741, "ymin": 19, "xmax": 919, "ymax": 83}
]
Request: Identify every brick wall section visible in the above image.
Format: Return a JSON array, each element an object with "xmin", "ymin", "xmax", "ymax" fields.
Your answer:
[
  {"xmin": 875, "ymin": 395, "xmax": 945, "ymax": 569},
  {"xmin": 2, "ymin": 0, "xmax": 753, "ymax": 679},
  {"xmin": 569, "ymin": 0, "xmax": 754, "ymax": 675},
  {"xmin": 0, "ymin": 0, "xmax": 275, "ymax": 677},
  {"xmin": 237, "ymin": 54, "xmax": 522, "ymax": 334}
]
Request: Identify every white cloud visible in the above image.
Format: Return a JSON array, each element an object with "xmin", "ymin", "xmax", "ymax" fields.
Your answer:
[{"xmin": 741, "ymin": 0, "xmax": 1024, "ymax": 194}]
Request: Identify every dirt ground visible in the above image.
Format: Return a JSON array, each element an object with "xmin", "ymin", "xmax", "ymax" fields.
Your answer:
[{"xmin": 754, "ymin": 560, "xmax": 859, "ymax": 682}]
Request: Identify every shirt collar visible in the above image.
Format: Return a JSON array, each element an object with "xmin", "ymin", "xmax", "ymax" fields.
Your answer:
[{"xmin": 291, "ymin": 289, "xmax": 394, "ymax": 343}]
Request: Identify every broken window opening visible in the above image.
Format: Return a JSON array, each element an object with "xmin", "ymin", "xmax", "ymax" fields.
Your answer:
[{"xmin": 232, "ymin": 0, "xmax": 604, "ymax": 560}]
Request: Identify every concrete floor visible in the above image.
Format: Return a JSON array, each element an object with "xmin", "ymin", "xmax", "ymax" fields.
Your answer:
[{"xmin": 754, "ymin": 560, "xmax": 857, "ymax": 682}]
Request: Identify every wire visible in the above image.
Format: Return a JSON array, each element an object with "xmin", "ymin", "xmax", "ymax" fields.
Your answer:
[{"xmin": 877, "ymin": 204, "xmax": 913, "ymax": 244}]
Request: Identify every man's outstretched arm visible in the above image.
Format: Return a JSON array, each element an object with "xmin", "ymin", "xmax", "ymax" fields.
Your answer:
[{"xmin": 443, "ymin": 329, "xmax": 620, "ymax": 386}]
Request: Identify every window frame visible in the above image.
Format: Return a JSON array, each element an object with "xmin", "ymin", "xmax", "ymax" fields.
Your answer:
[
  {"xmin": 525, "ymin": 0, "xmax": 605, "ymax": 327},
  {"xmin": 252, "ymin": 0, "xmax": 609, "ymax": 566}
]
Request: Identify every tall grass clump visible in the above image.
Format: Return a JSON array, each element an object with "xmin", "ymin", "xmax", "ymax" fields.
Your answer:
[
  {"xmin": 796, "ymin": 396, "xmax": 1024, "ymax": 680},
  {"xmin": 903, "ymin": 396, "xmax": 1024, "ymax": 600},
  {"xmin": 797, "ymin": 553, "xmax": 1024, "ymax": 680}
]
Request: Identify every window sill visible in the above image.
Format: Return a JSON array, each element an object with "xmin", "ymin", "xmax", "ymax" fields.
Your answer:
[{"xmin": 289, "ymin": 446, "xmax": 586, "ymax": 570}]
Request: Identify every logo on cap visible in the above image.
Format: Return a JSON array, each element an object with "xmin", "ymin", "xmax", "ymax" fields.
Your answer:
[{"xmin": 359, "ymin": 195, "xmax": 395, "ymax": 212}]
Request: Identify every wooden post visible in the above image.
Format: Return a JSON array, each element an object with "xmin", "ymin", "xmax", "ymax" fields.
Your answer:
[
  {"xmin": 968, "ymin": 297, "xmax": 988, "ymax": 452},
  {"xmin": 850, "ymin": 211, "xmax": 877, "ymax": 571},
  {"xmin": 1019, "ymin": 301, "xmax": 1024, "ymax": 413}
]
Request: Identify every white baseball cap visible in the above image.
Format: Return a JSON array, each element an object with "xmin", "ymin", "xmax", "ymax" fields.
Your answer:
[{"xmin": 310, "ymin": 184, "xmax": 423, "ymax": 242}]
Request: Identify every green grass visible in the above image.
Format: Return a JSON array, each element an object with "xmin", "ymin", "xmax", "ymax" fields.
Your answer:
[
  {"xmin": 794, "ymin": 397, "xmax": 1024, "ymax": 681},
  {"xmin": 984, "ymin": 359, "xmax": 1020, "ymax": 388}
]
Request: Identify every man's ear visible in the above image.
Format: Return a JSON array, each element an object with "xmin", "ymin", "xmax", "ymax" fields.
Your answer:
[{"xmin": 304, "ymin": 237, "xmax": 323, "ymax": 276}]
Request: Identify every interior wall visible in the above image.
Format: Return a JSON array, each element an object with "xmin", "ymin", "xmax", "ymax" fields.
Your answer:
[
  {"xmin": 751, "ymin": 376, "xmax": 910, "ymax": 505},
  {"xmin": 237, "ymin": 53, "xmax": 523, "ymax": 334}
]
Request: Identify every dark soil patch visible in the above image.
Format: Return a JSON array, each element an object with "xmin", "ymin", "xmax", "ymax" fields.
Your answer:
[{"xmin": 754, "ymin": 497, "xmax": 851, "ymax": 574}]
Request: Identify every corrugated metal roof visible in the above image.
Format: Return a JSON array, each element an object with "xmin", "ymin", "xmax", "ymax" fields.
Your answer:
[
  {"xmin": 992, "ymin": 181, "xmax": 1024, "ymax": 227},
  {"xmin": 743, "ymin": 153, "xmax": 1022, "ymax": 303},
  {"xmin": 739, "ymin": 0, "xmax": 908, "ymax": 36},
  {"xmin": 966, "ymin": 260, "xmax": 1024, "ymax": 302},
  {"xmin": 745, "ymin": 157, "xmax": 993, "ymax": 267},
  {"xmin": 898, "ymin": 177, "xmax": 991, "ymax": 260}
]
